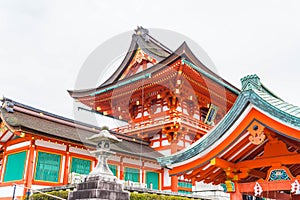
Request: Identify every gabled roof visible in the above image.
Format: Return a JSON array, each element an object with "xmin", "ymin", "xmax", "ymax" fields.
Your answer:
[
  {"xmin": 0, "ymin": 98, "xmax": 162, "ymax": 160},
  {"xmin": 240, "ymin": 75, "xmax": 300, "ymax": 119},
  {"xmin": 68, "ymin": 34, "xmax": 239, "ymax": 98},
  {"xmin": 100, "ymin": 26, "xmax": 172, "ymax": 87},
  {"xmin": 157, "ymin": 74, "xmax": 300, "ymax": 170}
]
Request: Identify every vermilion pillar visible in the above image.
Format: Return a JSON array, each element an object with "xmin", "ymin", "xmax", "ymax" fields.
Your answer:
[
  {"xmin": 170, "ymin": 140, "xmax": 178, "ymax": 192},
  {"xmin": 230, "ymin": 182, "xmax": 242, "ymax": 200},
  {"xmin": 171, "ymin": 176, "xmax": 178, "ymax": 192},
  {"xmin": 63, "ymin": 145, "xmax": 70, "ymax": 184},
  {"xmin": 24, "ymin": 139, "xmax": 35, "ymax": 197},
  {"xmin": 120, "ymin": 157, "xmax": 124, "ymax": 180},
  {"xmin": 141, "ymin": 161, "xmax": 145, "ymax": 184}
]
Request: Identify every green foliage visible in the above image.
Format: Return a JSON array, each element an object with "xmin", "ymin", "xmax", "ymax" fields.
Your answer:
[
  {"xmin": 30, "ymin": 190, "xmax": 69, "ymax": 200},
  {"xmin": 130, "ymin": 193, "xmax": 195, "ymax": 200},
  {"xmin": 30, "ymin": 190, "xmax": 196, "ymax": 200}
]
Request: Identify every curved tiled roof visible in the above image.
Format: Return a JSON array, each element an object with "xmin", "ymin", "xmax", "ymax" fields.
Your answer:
[
  {"xmin": 0, "ymin": 98, "xmax": 162, "ymax": 160},
  {"xmin": 89, "ymin": 26, "xmax": 172, "ymax": 88},
  {"xmin": 157, "ymin": 74, "xmax": 300, "ymax": 167},
  {"xmin": 255, "ymin": 89, "xmax": 300, "ymax": 118},
  {"xmin": 68, "ymin": 27, "xmax": 240, "ymax": 98}
]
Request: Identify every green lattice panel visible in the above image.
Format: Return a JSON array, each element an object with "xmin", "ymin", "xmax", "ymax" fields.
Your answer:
[
  {"xmin": 3, "ymin": 151, "xmax": 27, "ymax": 182},
  {"xmin": 108, "ymin": 164, "xmax": 117, "ymax": 176},
  {"xmin": 71, "ymin": 157, "xmax": 91, "ymax": 175},
  {"xmin": 146, "ymin": 171, "xmax": 159, "ymax": 189},
  {"xmin": 124, "ymin": 167, "xmax": 139, "ymax": 182},
  {"xmin": 34, "ymin": 152, "xmax": 61, "ymax": 182}
]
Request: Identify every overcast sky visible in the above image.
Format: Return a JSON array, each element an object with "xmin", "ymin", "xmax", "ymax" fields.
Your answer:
[{"xmin": 0, "ymin": 1, "xmax": 299, "ymax": 127}]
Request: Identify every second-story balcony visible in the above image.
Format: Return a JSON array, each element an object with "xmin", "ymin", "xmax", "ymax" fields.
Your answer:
[{"xmin": 111, "ymin": 111, "xmax": 212, "ymax": 142}]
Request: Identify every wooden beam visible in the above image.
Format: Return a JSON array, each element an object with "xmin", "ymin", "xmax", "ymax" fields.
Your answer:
[
  {"xmin": 211, "ymin": 157, "xmax": 234, "ymax": 169},
  {"xmin": 248, "ymin": 169, "xmax": 266, "ymax": 179},
  {"xmin": 236, "ymin": 154, "xmax": 300, "ymax": 169},
  {"xmin": 190, "ymin": 167, "xmax": 219, "ymax": 182},
  {"xmin": 184, "ymin": 164, "xmax": 211, "ymax": 179},
  {"xmin": 211, "ymin": 154, "xmax": 300, "ymax": 172},
  {"xmin": 238, "ymin": 180, "xmax": 298, "ymax": 192},
  {"xmin": 170, "ymin": 107, "xmax": 300, "ymax": 176}
]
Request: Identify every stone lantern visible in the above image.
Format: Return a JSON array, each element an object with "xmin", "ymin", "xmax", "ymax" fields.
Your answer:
[
  {"xmin": 68, "ymin": 130, "xmax": 130, "ymax": 200},
  {"xmin": 87, "ymin": 130, "xmax": 121, "ymax": 179}
]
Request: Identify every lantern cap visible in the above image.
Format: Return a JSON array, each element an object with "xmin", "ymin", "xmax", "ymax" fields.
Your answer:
[{"xmin": 87, "ymin": 130, "xmax": 122, "ymax": 144}]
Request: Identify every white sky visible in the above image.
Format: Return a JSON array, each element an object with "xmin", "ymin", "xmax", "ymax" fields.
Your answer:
[{"xmin": 0, "ymin": 0, "xmax": 300, "ymax": 127}]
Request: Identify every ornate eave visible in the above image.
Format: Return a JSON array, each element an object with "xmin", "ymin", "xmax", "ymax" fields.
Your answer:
[
  {"xmin": 68, "ymin": 41, "xmax": 240, "ymax": 135},
  {"xmin": 0, "ymin": 98, "xmax": 162, "ymax": 160},
  {"xmin": 157, "ymin": 75, "xmax": 300, "ymax": 184},
  {"xmin": 68, "ymin": 29, "xmax": 239, "ymax": 99}
]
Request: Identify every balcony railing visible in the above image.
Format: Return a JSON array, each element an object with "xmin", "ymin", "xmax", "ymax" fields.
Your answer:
[{"xmin": 111, "ymin": 113, "xmax": 212, "ymax": 135}]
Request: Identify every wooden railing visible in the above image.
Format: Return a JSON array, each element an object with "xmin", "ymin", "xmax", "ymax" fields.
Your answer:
[{"xmin": 111, "ymin": 113, "xmax": 211, "ymax": 134}]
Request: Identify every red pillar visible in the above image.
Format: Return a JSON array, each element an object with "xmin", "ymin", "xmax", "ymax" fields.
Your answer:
[
  {"xmin": 24, "ymin": 139, "xmax": 35, "ymax": 197},
  {"xmin": 63, "ymin": 145, "xmax": 70, "ymax": 185},
  {"xmin": 170, "ymin": 140, "xmax": 178, "ymax": 192},
  {"xmin": 171, "ymin": 176, "xmax": 178, "ymax": 192},
  {"xmin": 141, "ymin": 161, "xmax": 145, "ymax": 184},
  {"xmin": 120, "ymin": 156, "xmax": 124, "ymax": 180},
  {"xmin": 0, "ymin": 145, "xmax": 7, "ymax": 182},
  {"xmin": 230, "ymin": 182, "xmax": 243, "ymax": 200}
]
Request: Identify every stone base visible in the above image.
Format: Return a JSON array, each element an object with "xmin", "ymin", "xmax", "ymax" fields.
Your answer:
[{"xmin": 68, "ymin": 176, "xmax": 130, "ymax": 200}]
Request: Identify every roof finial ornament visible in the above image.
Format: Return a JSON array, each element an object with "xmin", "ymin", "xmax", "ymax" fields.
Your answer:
[
  {"xmin": 1, "ymin": 100, "xmax": 14, "ymax": 113},
  {"xmin": 134, "ymin": 26, "xmax": 150, "ymax": 42},
  {"xmin": 240, "ymin": 74, "xmax": 262, "ymax": 91}
]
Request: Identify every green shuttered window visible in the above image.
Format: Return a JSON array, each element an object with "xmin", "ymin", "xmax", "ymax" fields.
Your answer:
[
  {"xmin": 108, "ymin": 164, "xmax": 117, "ymax": 176},
  {"xmin": 178, "ymin": 181, "xmax": 192, "ymax": 188},
  {"xmin": 71, "ymin": 157, "xmax": 91, "ymax": 175},
  {"xmin": 146, "ymin": 171, "xmax": 159, "ymax": 190},
  {"xmin": 3, "ymin": 151, "xmax": 27, "ymax": 182},
  {"xmin": 35, "ymin": 152, "xmax": 61, "ymax": 182},
  {"xmin": 124, "ymin": 167, "xmax": 139, "ymax": 182},
  {"xmin": 178, "ymin": 181, "xmax": 192, "ymax": 194}
]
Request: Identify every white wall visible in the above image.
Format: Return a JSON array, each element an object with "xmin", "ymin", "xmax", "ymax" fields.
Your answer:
[{"xmin": 194, "ymin": 181, "xmax": 229, "ymax": 200}]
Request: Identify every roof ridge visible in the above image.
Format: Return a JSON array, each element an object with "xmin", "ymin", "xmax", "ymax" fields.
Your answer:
[
  {"xmin": 145, "ymin": 33, "xmax": 173, "ymax": 54},
  {"xmin": 0, "ymin": 97, "xmax": 149, "ymax": 144},
  {"xmin": 135, "ymin": 26, "xmax": 173, "ymax": 54},
  {"xmin": 240, "ymin": 75, "xmax": 300, "ymax": 120},
  {"xmin": 1, "ymin": 97, "xmax": 100, "ymax": 130}
]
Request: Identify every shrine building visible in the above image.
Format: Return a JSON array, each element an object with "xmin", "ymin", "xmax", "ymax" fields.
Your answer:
[
  {"xmin": 0, "ymin": 98, "xmax": 162, "ymax": 199},
  {"xmin": 69, "ymin": 27, "xmax": 300, "ymax": 199},
  {"xmin": 0, "ymin": 26, "xmax": 299, "ymax": 200},
  {"xmin": 68, "ymin": 26, "xmax": 239, "ymax": 193},
  {"xmin": 158, "ymin": 74, "xmax": 300, "ymax": 200}
]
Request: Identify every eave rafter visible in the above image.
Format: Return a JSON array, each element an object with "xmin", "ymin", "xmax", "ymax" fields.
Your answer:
[{"xmin": 210, "ymin": 153, "xmax": 300, "ymax": 180}]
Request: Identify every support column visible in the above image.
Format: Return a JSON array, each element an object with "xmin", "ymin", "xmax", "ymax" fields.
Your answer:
[
  {"xmin": 120, "ymin": 156, "xmax": 124, "ymax": 180},
  {"xmin": 191, "ymin": 178, "xmax": 196, "ymax": 192},
  {"xmin": 171, "ymin": 176, "xmax": 178, "ymax": 192},
  {"xmin": 24, "ymin": 138, "xmax": 35, "ymax": 197},
  {"xmin": 63, "ymin": 145, "xmax": 70, "ymax": 184},
  {"xmin": 0, "ymin": 145, "xmax": 7, "ymax": 182},
  {"xmin": 141, "ymin": 161, "xmax": 145, "ymax": 184},
  {"xmin": 170, "ymin": 140, "xmax": 178, "ymax": 192},
  {"xmin": 230, "ymin": 182, "xmax": 242, "ymax": 200}
]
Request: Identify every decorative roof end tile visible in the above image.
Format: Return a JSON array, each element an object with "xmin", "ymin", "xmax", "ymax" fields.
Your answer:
[
  {"xmin": 134, "ymin": 26, "xmax": 150, "ymax": 42},
  {"xmin": 240, "ymin": 74, "xmax": 262, "ymax": 91},
  {"xmin": 2, "ymin": 100, "xmax": 14, "ymax": 113}
]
